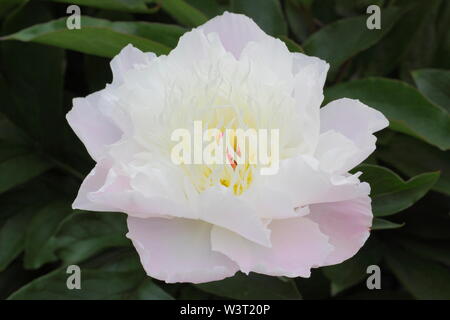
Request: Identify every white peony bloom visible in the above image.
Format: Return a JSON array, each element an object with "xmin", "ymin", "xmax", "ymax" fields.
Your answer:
[{"xmin": 67, "ymin": 12, "xmax": 389, "ymax": 283}]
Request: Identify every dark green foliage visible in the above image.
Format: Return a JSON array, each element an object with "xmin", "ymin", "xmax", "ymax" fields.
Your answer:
[{"xmin": 0, "ymin": 0, "xmax": 448, "ymax": 300}]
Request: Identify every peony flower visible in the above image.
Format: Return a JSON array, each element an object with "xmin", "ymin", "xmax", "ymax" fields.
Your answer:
[{"xmin": 67, "ymin": 12, "xmax": 388, "ymax": 283}]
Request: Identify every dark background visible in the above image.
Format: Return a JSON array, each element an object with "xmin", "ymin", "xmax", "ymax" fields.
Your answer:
[{"xmin": 0, "ymin": 0, "xmax": 449, "ymax": 300}]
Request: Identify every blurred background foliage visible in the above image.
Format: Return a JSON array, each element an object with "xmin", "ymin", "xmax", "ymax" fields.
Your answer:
[{"xmin": 0, "ymin": 0, "xmax": 449, "ymax": 300}]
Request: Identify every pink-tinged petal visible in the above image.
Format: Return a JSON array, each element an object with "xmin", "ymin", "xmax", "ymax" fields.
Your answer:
[
  {"xmin": 267, "ymin": 155, "xmax": 370, "ymax": 208},
  {"xmin": 67, "ymin": 45, "xmax": 156, "ymax": 161},
  {"xmin": 320, "ymin": 98, "xmax": 389, "ymax": 171},
  {"xmin": 315, "ymin": 130, "xmax": 360, "ymax": 174},
  {"xmin": 293, "ymin": 53, "xmax": 329, "ymax": 154},
  {"xmin": 72, "ymin": 159, "xmax": 115, "ymax": 211},
  {"xmin": 198, "ymin": 186, "xmax": 271, "ymax": 247},
  {"xmin": 241, "ymin": 184, "xmax": 303, "ymax": 219},
  {"xmin": 127, "ymin": 217, "xmax": 238, "ymax": 283},
  {"xmin": 88, "ymin": 168, "xmax": 194, "ymax": 219},
  {"xmin": 73, "ymin": 160, "xmax": 194, "ymax": 219},
  {"xmin": 66, "ymin": 91, "xmax": 122, "ymax": 161},
  {"xmin": 199, "ymin": 11, "xmax": 268, "ymax": 58},
  {"xmin": 240, "ymin": 37, "xmax": 293, "ymax": 81},
  {"xmin": 211, "ymin": 217, "xmax": 333, "ymax": 278},
  {"xmin": 110, "ymin": 44, "xmax": 156, "ymax": 85},
  {"xmin": 308, "ymin": 195, "xmax": 373, "ymax": 265}
]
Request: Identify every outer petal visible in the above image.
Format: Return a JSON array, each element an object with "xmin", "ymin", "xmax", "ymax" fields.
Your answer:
[
  {"xmin": 240, "ymin": 37, "xmax": 293, "ymax": 82},
  {"xmin": 319, "ymin": 98, "xmax": 389, "ymax": 172},
  {"xmin": 199, "ymin": 11, "xmax": 268, "ymax": 58},
  {"xmin": 293, "ymin": 53, "xmax": 329, "ymax": 154},
  {"xmin": 127, "ymin": 217, "xmax": 238, "ymax": 283},
  {"xmin": 72, "ymin": 159, "xmax": 115, "ymax": 211},
  {"xmin": 88, "ymin": 169, "xmax": 194, "ymax": 219},
  {"xmin": 198, "ymin": 186, "xmax": 271, "ymax": 247},
  {"xmin": 211, "ymin": 217, "xmax": 333, "ymax": 278},
  {"xmin": 73, "ymin": 161, "xmax": 194, "ymax": 219},
  {"xmin": 308, "ymin": 195, "xmax": 373, "ymax": 266},
  {"xmin": 266, "ymin": 155, "xmax": 370, "ymax": 208},
  {"xmin": 110, "ymin": 44, "xmax": 156, "ymax": 85},
  {"xmin": 314, "ymin": 130, "xmax": 360, "ymax": 174},
  {"xmin": 66, "ymin": 91, "xmax": 122, "ymax": 161},
  {"xmin": 67, "ymin": 45, "xmax": 155, "ymax": 161}
]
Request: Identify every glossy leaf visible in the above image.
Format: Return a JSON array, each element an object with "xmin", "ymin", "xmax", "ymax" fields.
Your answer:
[
  {"xmin": 372, "ymin": 218, "xmax": 404, "ymax": 230},
  {"xmin": 279, "ymin": 35, "xmax": 304, "ymax": 52},
  {"xmin": 24, "ymin": 201, "xmax": 73, "ymax": 269},
  {"xmin": 55, "ymin": 212, "xmax": 130, "ymax": 265},
  {"xmin": 8, "ymin": 268, "xmax": 173, "ymax": 300},
  {"xmin": 377, "ymin": 133, "xmax": 450, "ymax": 195},
  {"xmin": 160, "ymin": 0, "xmax": 208, "ymax": 27},
  {"xmin": 362, "ymin": 0, "xmax": 440, "ymax": 76},
  {"xmin": 196, "ymin": 272, "xmax": 302, "ymax": 300},
  {"xmin": 325, "ymin": 78, "xmax": 450, "ymax": 150},
  {"xmin": 1, "ymin": 16, "xmax": 185, "ymax": 57},
  {"xmin": 357, "ymin": 164, "xmax": 439, "ymax": 216},
  {"xmin": 1, "ymin": 2, "xmax": 65, "ymax": 151},
  {"xmin": 385, "ymin": 245, "xmax": 450, "ymax": 300},
  {"xmin": 412, "ymin": 69, "xmax": 450, "ymax": 113},
  {"xmin": 323, "ymin": 238, "xmax": 383, "ymax": 295},
  {"xmin": 393, "ymin": 236, "xmax": 450, "ymax": 266},
  {"xmin": 303, "ymin": 7, "xmax": 403, "ymax": 72},
  {"xmin": 50, "ymin": 0, "xmax": 159, "ymax": 13},
  {"xmin": 0, "ymin": 142, "xmax": 52, "ymax": 194},
  {"xmin": 231, "ymin": 0, "xmax": 287, "ymax": 36}
]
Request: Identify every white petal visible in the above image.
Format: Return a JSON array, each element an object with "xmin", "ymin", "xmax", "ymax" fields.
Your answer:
[
  {"xmin": 127, "ymin": 217, "xmax": 238, "ymax": 283},
  {"xmin": 72, "ymin": 159, "xmax": 115, "ymax": 211},
  {"xmin": 319, "ymin": 98, "xmax": 389, "ymax": 171},
  {"xmin": 198, "ymin": 186, "xmax": 271, "ymax": 247},
  {"xmin": 308, "ymin": 195, "xmax": 373, "ymax": 265},
  {"xmin": 88, "ymin": 168, "xmax": 194, "ymax": 219},
  {"xmin": 240, "ymin": 37, "xmax": 293, "ymax": 81},
  {"xmin": 315, "ymin": 130, "xmax": 360, "ymax": 173},
  {"xmin": 293, "ymin": 53, "xmax": 330, "ymax": 154},
  {"xmin": 211, "ymin": 217, "xmax": 333, "ymax": 277},
  {"xmin": 66, "ymin": 90, "xmax": 122, "ymax": 161},
  {"xmin": 199, "ymin": 11, "xmax": 269, "ymax": 58},
  {"xmin": 267, "ymin": 155, "xmax": 370, "ymax": 207},
  {"xmin": 110, "ymin": 44, "xmax": 156, "ymax": 85}
]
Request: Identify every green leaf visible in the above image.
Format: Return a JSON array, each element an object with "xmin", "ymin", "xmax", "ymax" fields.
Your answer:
[
  {"xmin": 24, "ymin": 201, "xmax": 73, "ymax": 269},
  {"xmin": 393, "ymin": 236, "xmax": 450, "ymax": 266},
  {"xmin": 82, "ymin": 248, "xmax": 143, "ymax": 272},
  {"xmin": 372, "ymin": 218, "xmax": 404, "ymax": 230},
  {"xmin": 8, "ymin": 268, "xmax": 173, "ymax": 300},
  {"xmin": 322, "ymin": 237, "xmax": 383, "ymax": 295},
  {"xmin": 1, "ymin": 2, "xmax": 65, "ymax": 152},
  {"xmin": 357, "ymin": 164, "xmax": 439, "ymax": 216},
  {"xmin": 377, "ymin": 133, "xmax": 450, "ymax": 195},
  {"xmin": 183, "ymin": 0, "xmax": 225, "ymax": 18},
  {"xmin": 55, "ymin": 212, "xmax": 130, "ymax": 265},
  {"xmin": 0, "ymin": 142, "xmax": 52, "ymax": 194},
  {"xmin": 0, "ymin": 0, "xmax": 27, "ymax": 18},
  {"xmin": 325, "ymin": 78, "xmax": 450, "ymax": 150},
  {"xmin": 0, "ymin": 207, "xmax": 34, "ymax": 271},
  {"xmin": 160, "ymin": 0, "xmax": 208, "ymax": 27},
  {"xmin": 284, "ymin": 0, "xmax": 314, "ymax": 42},
  {"xmin": 303, "ymin": 7, "xmax": 403, "ymax": 73},
  {"xmin": 0, "ymin": 180, "xmax": 66, "ymax": 271},
  {"xmin": 196, "ymin": 272, "xmax": 301, "ymax": 299},
  {"xmin": 385, "ymin": 244, "xmax": 450, "ymax": 299},
  {"xmin": 362, "ymin": 0, "xmax": 440, "ymax": 76},
  {"xmin": 50, "ymin": 0, "xmax": 159, "ymax": 14},
  {"xmin": 231, "ymin": 0, "xmax": 287, "ymax": 36},
  {"xmin": 1, "ymin": 16, "xmax": 186, "ymax": 58},
  {"xmin": 279, "ymin": 35, "xmax": 304, "ymax": 53},
  {"xmin": 412, "ymin": 69, "xmax": 450, "ymax": 113}
]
